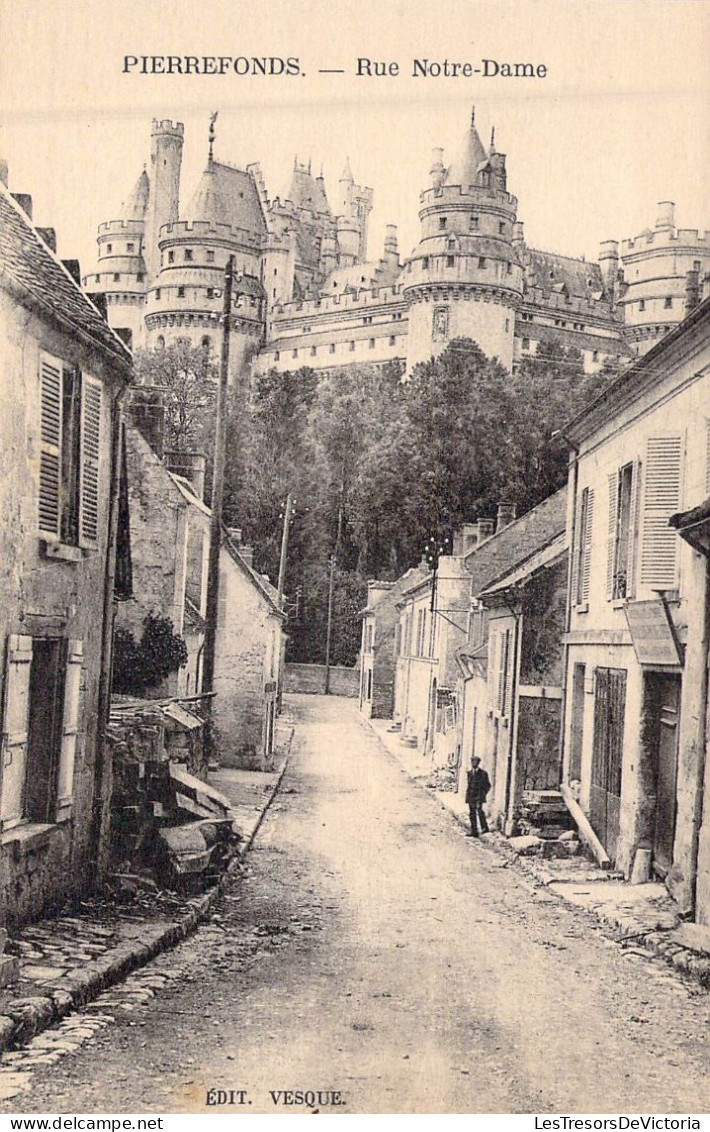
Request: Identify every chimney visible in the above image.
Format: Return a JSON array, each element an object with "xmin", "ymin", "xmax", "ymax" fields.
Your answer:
[
  {"xmin": 685, "ymin": 265, "xmax": 702, "ymax": 316},
  {"xmin": 384, "ymin": 224, "xmax": 399, "ymax": 261},
  {"xmin": 496, "ymin": 503, "xmax": 517, "ymax": 533},
  {"xmin": 599, "ymin": 239, "xmax": 620, "ymax": 301},
  {"xmin": 36, "ymin": 227, "xmax": 57, "ymax": 253},
  {"xmin": 62, "ymin": 259, "xmax": 81, "ymax": 286},
  {"xmin": 655, "ymin": 201, "xmax": 675, "ymax": 232},
  {"xmin": 477, "ymin": 518, "xmax": 495, "ymax": 545},
  {"xmin": 164, "ymin": 451, "xmax": 206, "ymax": 501},
  {"xmin": 454, "ymin": 523, "xmax": 479, "ymax": 555},
  {"xmin": 12, "ymin": 193, "xmax": 32, "ymax": 219}
]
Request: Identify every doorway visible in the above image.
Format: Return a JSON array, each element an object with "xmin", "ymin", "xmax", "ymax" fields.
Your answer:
[{"xmin": 590, "ymin": 667, "xmax": 627, "ymax": 864}]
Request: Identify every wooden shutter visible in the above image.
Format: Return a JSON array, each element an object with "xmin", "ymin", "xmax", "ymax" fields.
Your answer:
[
  {"xmin": 55, "ymin": 639, "xmax": 83, "ymax": 820},
  {"xmin": 625, "ymin": 462, "xmax": 641, "ymax": 598},
  {"xmin": 497, "ymin": 630, "xmax": 509, "ymax": 714},
  {"xmin": 581, "ymin": 488, "xmax": 595, "ymax": 604},
  {"xmin": 78, "ymin": 374, "xmax": 102, "ymax": 549},
  {"xmin": 0, "ymin": 635, "xmax": 33, "ymax": 829},
  {"xmin": 640, "ymin": 434, "xmax": 683, "ymax": 589},
  {"xmin": 488, "ymin": 633, "xmax": 500, "ymax": 710},
  {"xmin": 606, "ymin": 471, "xmax": 619, "ymax": 600},
  {"xmin": 38, "ymin": 354, "xmax": 63, "ymax": 539}
]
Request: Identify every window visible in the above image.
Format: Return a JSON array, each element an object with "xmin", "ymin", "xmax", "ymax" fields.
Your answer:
[
  {"xmin": 422, "ymin": 257, "xmax": 429, "ymax": 270},
  {"xmin": 522, "ymin": 338, "xmax": 530, "ymax": 350},
  {"xmin": 206, "ymin": 250, "xmax": 215, "ymax": 263},
  {"xmin": 310, "ymin": 345, "xmax": 317, "ymax": 356},
  {"xmin": 363, "ymin": 315, "xmax": 373, "ymax": 325},
  {"xmin": 156, "ymin": 335, "xmax": 165, "ymax": 349},
  {"xmin": 0, "ymin": 634, "xmax": 83, "ymax": 829},
  {"xmin": 478, "ymin": 257, "xmax": 486, "ymax": 269},
  {"xmin": 292, "ymin": 348, "xmax": 298, "ymax": 359},
  {"xmin": 168, "ymin": 251, "xmax": 175, "ymax": 264},
  {"xmin": 126, "ymin": 242, "xmax": 134, "ymax": 253},
  {"xmin": 607, "ymin": 461, "xmax": 637, "ymax": 600},
  {"xmin": 446, "ymin": 256, "xmax": 455, "ymax": 267},
  {"xmin": 639, "ymin": 299, "xmax": 646, "ymax": 311},
  {"xmin": 574, "ymin": 487, "xmax": 595, "ymax": 607},
  {"xmin": 664, "ymin": 296, "xmax": 673, "ymax": 309},
  {"xmin": 369, "ymin": 338, "xmax": 375, "ymax": 349},
  {"xmin": 498, "ymin": 221, "xmax": 505, "ymax": 235},
  {"xmin": 155, "ymin": 288, "xmax": 161, "ymax": 300},
  {"xmin": 106, "ymin": 244, "xmax": 112, "ymax": 254},
  {"xmin": 439, "ymin": 217, "xmax": 448, "ymax": 229},
  {"xmin": 113, "ymin": 273, "xmax": 120, "ymax": 282},
  {"xmin": 470, "ymin": 215, "xmax": 479, "ymax": 230},
  {"xmin": 201, "ymin": 336, "xmax": 211, "ymax": 352},
  {"xmin": 592, "ymin": 350, "xmax": 599, "ymax": 362},
  {"xmin": 389, "ymin": 335, "xmax": 396, "ymax": 346},
  {"xmin": 349, "ymin": 341, "xmax": 355, "ymax": 352},
  {"xmin": 136, "ymin": 273, "xmax": 144, "ymax": 282},
  {"xmin": 274, "ymin": 351, "xmax": 280, "ymax": 361},
  {"xmin": 329, "ymin": 343, "xmax": 335, "ymax": 354},
  {"xmin": 177, "ymin": 287, "xmax": 185, "ymax": 298},
  {"xmin": 184, "ymin": 249, "xmax": 193, "ymax": 262},
  {"xmin": 38, "ymin": 353, "xmax": 102, "ymax": 550}
]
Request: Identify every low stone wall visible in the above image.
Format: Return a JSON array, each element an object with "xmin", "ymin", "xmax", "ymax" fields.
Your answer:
[{"xmin": 284, "ymin": 663, "xmax": 359, "ymax": 697}]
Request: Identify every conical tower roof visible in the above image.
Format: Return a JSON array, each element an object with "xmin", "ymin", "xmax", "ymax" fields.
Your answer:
[
  {"xmin": 187, "ymin": 160, "xmax": 266, "ymax": 233},
  {"xmin": 446, "ymin": 107, "xmax": 487, "ymax": 187},
  {"xmin": 121, "ymin": 169, "xmax": 150, "ymax": 221}
]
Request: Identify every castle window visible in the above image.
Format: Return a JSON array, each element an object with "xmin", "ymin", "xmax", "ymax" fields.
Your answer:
[
  {"xmin": 168, "ymin": 251, "xmax": 175, "ymax": 264},
  {"xmin": 201, "ymin": 336, "xmax": 211, "ymax": 352},
  {"xmin": 95, "ymin": 275, "xmax": 100, "ymax": 283},
  {"xmin": 310, "ymin": 346, "xmax": 317, "ymax": 356},
  {"xmin": 470, "ymin": 216, "xmax": 479, "ymax": 230},
  {"xmin": 549, "ymin": 270, "xmax": 554, "ymax": 279},
  {"xmin": 498, "ymin": 222, "xmax": 505, "ymax": 235},
  {"xmin": 137, "ymin": 273, "xmax": 144, "ymax": 282},
  {"xmin": 639, "ymin": 299, "xmax": 646, "ymax": 311},
  {"xmin": 106, "ymin": 244, "xmax": 112, "ymax": 254},
  {"xmin": 364, "ymin": 315, "xmax": 373, "ymax": 325},
  {"xmin": 349, "ymin": 341, "xmax": 355, "ymax": 352},
  {"xmin": 113, "ymin": 273, "xmax": 120, "ymax": 282},
  {"xmin": 292, "ymin": 349, "xmax": 298, "ymax": 359},
  {"xmin": 155, "ymin": 288, "xmax": 161, "ymax": 299},
  {"xmin": 422, "ymin": 257, "xmax": 429, "ymax": 270},
  {"xmin": 274, "ymin": 351, "xmax": 280, "ymax": 361},
  {"xmin": 369, "ymin": 338, "xmax": 375, "ymax": 349},
  {"xmin": 185, "ymin": 249, "xmax": 193, "ymax": 262},
  {"xmin": 389, "ymin": 335, "xmax": 396, "ymax": 346},
  {"xmin": 206, "ymin": 250, "xmax": 215, "ymax": 263},
  {"xmin": 274, "ymin": 268, "xmax": 278, "ymax": 276},
  {"xmin": 506, "ymin": 262, "xmax": 512, "ymax": 274},
  {"xmin": 478, "ymin": 257, "xmax": 486, "ymax": 269},
  {"xmin": 206, "ymin": 288, "xmax": 215, "ymax": 299},
  {"xmin": 157, "ymin": 335, "xmax": 165, "ymax": 349},
  {"xmin": 522, "ymin": 338, "xmax": 530, "ymax": 350},
  {"xmin": 127, "ymin": 242, "xmax": 134, "ymax": 252},
  {"xmin": 592, "ymin": 350, "xmax": 599, "ymax": 362},
  {"xmin": 329, "ymin": 343, "xmax": 335, "ymax": 354},
  {"xmin": 273, "ymin": 289, "xmax": 277, "ymax": 299},
  {"xmin": 664, "ymin": 296, "xmax": 673, "ymax": 309},
  {"xmin": 446, "ymin": 256, "xmax": 455, "ymax": 267},
  {"xmin": 177, "ymin": 287, "xmax": 185, "ymax": 298}
]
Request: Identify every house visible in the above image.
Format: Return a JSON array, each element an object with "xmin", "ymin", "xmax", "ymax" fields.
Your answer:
[
  {"xmin": 117, "ymin": 422, "xmax": 209, "ymax": 698},
  {"xmin": 0, "ymin": 178, "xmax": 132, "ymax": 928},
  {"xmin": 119, "ymin": 421, "xmax": 286, "ymax": 770},
  {"xmin": 212, "ymin": 532, "xmax": 286, "ymax": 770},
  {"xmin": 560, "ymin": 292, "xmax": 710, "ymax": 905},
  {"xmin": 453, "ymin": 493, "xmax": 569, "ymax": 828},
  {"xmin": 357, "ymin": 566, "xmax": 427, "ymax": 720}
]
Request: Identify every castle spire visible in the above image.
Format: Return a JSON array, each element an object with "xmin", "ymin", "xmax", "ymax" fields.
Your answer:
[
  {"xmin": 446, "ymin": 105, "xmax": 487, "ymax": 186},
  {"xmin": 208, "ymin": 110, "xmax": 218, "ymax": 163},
  {"xmin": 490, "ymin": 126, "xmax": 496, "ymax": 154}
]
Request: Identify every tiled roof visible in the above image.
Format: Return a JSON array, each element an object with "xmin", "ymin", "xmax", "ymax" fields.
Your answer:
[
  {"xmin": 523, "ymin": 247, "xmax": 603, "ymax": 299},
  {"xmin": 463, "ymin": 488, "xmax": 568, "ymax": 596},
  {"xmin": 0, "ymin": 186, "xmax": 132, "ymax": 371},
  {"xmin": 480, "ymin": 532, "xmax": 567, "ymax": 598}
]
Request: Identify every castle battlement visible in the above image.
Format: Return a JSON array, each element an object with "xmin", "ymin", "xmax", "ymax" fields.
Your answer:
[
  {"xmin": 158, "ymin": 219, "xmax": 262, "ymax": 245},
  {"xmin": 623, "ymin": 228, "xmax": 709, "ymax": 253},
  {"xmin": 420, "ymin": 185, "xmax": 518, "ymax": 211},
  {"xmin": 521, "ymin": 286, "xmax": 615, "ymax": 318},
  {"xmin": 273, "ymin": 284, "xmax": 405, "ymax": 319},
  {"xmin": 151, "ymin": 119, "xmax": 184, "ymax": 138},
  {"xmin": 99, "ymin": 219, "xmax": 145, "ymax": 235}
]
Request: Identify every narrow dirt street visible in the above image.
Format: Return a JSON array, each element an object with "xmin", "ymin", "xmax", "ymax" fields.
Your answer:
[{"xmin": 6, "ymin": 694, "xmax": 710, "ymax": 1115}]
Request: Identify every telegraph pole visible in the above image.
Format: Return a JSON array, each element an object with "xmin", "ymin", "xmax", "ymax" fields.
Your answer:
[
  {"xmin": 324, "ymin": 478, "xmax": 345, "ymax": 695},
  {"xmin": 276, "ymin": 493, "xmax": 293, "ymax": 607},
  {"xmin": 202, "ymin": 255, "xmax": 234, "ymax": 694}
]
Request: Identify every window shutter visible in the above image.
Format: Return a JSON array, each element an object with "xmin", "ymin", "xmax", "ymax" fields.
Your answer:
[
  {"xmin": 581, "ymin": 488, "xmax": 595, "ymax": 604},
  {"xmin": 504, "ymin": 628, "xmax": 515, "ymax": 717},
  {"xmin": 625, "ymin": 462, "xmax": 641, "ymax": 598},
  {"xmin": 640, "ymin": 433, "xmax": 683, "ymax": 589},
  {"xmin": 570, "ymin": 493, "xmax": 582, "ymax": 606},
  {"xmin": 38, "ymin": 354, "xmax": 63, "ymax": 539},
  {"xmin": 705, "ymin": 419, "xmax": 710, "ymax": 496},
  {"xmin": 497, "ymin": 630, "xmax": 509, "ymax": 714},
  {"xmin": 55, "ymin": 639, "xmax": 83, "ymax": 820},
  {"xmin": 0, "ymin": 635, "xmax": 33, "ymax": 829},
  {"xmin": 488, "ymin": 633, "xmax": 500, "ymax": 710},
  {"xmin": 78, "ymin": 374, "xmax": 102, "ymax": 549},
  {"xmin": 606, "ymin": 471, "xmax": 619, "ymax": 600}
]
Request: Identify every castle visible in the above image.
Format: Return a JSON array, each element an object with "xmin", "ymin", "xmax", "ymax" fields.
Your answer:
[{"xmin": 84, "ymin": 108, "xmax": 710, "ymax": 379}]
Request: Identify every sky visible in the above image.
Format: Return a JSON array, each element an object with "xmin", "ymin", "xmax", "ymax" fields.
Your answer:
[{"xmin": 0, "ymin": 0, "xmax": 708, "ymax": 275}]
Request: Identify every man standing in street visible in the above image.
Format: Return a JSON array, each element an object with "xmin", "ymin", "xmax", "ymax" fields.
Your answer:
[{"xmin": 465, "ymin": 756, "xmax": 491, "ymax": 837}]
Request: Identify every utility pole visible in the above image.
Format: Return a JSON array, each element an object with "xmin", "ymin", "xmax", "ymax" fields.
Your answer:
[
  {"xmin": 202, "ymin": 256, "xmax": 234, "ymax": 695},
  {"xmin": 276, "ymin": 493, "xmax": 293, "ymax": 607},
  {"xmin": 324, "ymin": 476, "xmax": 345, "ymax": 695}
]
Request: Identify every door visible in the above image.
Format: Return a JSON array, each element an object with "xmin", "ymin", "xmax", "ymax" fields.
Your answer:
[
  {"xmin": 25, "ymin": 638, "xmax": 65, "ymax": 823},
  {"xmin": 652, "ymin": 674, "xmax": 680, "ymax": 875},
  {"xmin": 590, "ymin": 668, "xmax": 627, "ymax": 864}
]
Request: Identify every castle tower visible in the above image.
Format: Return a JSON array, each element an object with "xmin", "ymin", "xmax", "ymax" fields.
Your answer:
[
  {"xmin": 82, "ymin": 167, "xmax": 150, "ymax": 347},
  {"xmin": 337, "ymin": 158, "xmax": 373, "ymax": 264},
  {"xmin": 403, "ymin": 107, "xmax": 522, "ymax": 371},
  {"xmin": 143, "ymin": 119, "xmax": 184, "ymax": 282},
  {"xmin": 617, "ymin": 202, "xmax": 710, "ymax": 354}
]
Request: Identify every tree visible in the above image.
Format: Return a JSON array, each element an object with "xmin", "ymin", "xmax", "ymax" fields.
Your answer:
[{"xmin": 134, "ymin": 340, "xmax": 218, "ymax": 455}]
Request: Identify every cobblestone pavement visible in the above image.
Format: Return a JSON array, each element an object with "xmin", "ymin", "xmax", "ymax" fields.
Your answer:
[{"xmin": 2, "ymin": 695, "xmax": 709, "ymax": 1114}]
